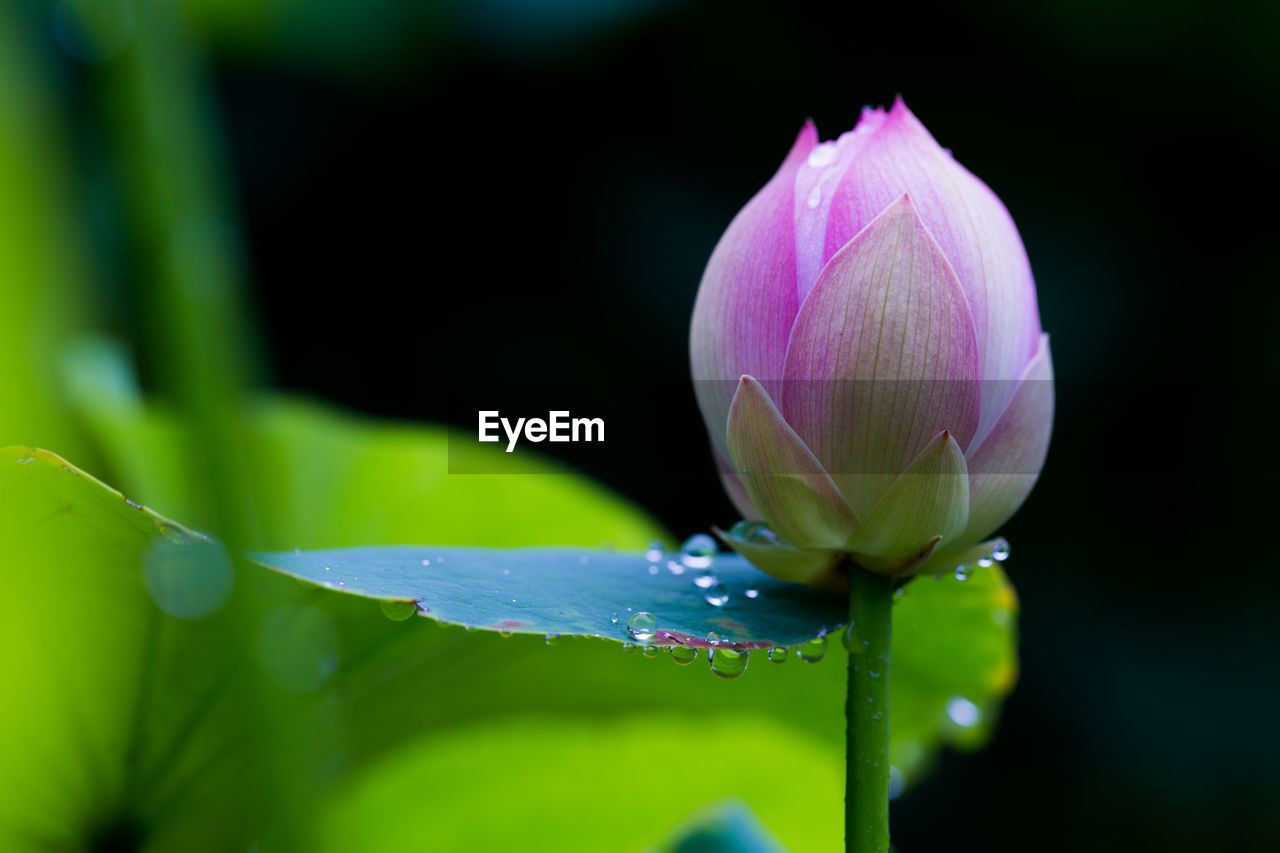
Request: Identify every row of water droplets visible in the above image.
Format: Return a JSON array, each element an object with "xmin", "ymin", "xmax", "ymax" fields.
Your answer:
[
  {"xmin": 943, "ymin": 537, "xmax": 1010, "ymax": 582},
  {"xmin": 624, "ymin": 531, "xmax": 841, "ymax": 679},
  {"xmin": 621, "ymin": 609, "xmax": 839, "ymax": 680},
  {"xmin": 640, "ymin": 533, "xmax": 742, "ymax": 607}
]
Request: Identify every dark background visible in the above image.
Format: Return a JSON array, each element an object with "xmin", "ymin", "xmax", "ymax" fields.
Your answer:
[{"xmin": 54, "ymin": 0, "xmax": 1280, "ymax": 849}]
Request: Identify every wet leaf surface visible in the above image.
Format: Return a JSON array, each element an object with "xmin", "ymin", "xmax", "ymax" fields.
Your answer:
[{"xmin": 251, "ymin": 545, "xmax": 848, "ymax": 650}]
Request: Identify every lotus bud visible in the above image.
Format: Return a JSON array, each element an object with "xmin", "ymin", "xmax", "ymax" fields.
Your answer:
[{"xmin": 690, "ymin": 98, "xmax": 1052, "ymax": 588}]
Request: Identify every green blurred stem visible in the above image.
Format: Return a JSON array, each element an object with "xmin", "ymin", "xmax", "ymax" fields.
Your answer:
[{"xmin": 846, "ymin": 565, "xmax": 894, "ymax": 853}]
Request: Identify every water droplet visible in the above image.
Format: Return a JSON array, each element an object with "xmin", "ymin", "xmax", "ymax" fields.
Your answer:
[
  {"xmin": 705, "ymin": 631, "xmax": 722, "ymax": 645},
  {"xmin": 745, "ymin": 588, "xmax": 759, "ymax": 599},
  {"xmin": 501, "ymin": 568, "xmax": 509, "ymax": 575},
  {"xmin": 380, "ymin": 600, "xmax": 418, "ymax": 622},
  {"xmin": 807, "ymin": 143, "xmax": 838, "ymax": 168},
  {"xmin": 142, "ymin": 537, "xmax": 234, "ymax": 621},
  {"xmin": 627, "ymin": 611, "xmax": 658, "ymax": 641},
  {"xmin": 693, "ymin": 572, "xmax": 718, "ymax": 589},
  {"xmin": 797, "ymin": 635, "xmax": 828, "ymax": 663},
  {"xmin": 680, "ymin": 534, "xmax": 717, "ymax": 569},
  {"xmin": 610, "ymin": 613, "xmax": 619, "ymax": 624},
  {"xmin": 579, "ymin": 555, "xmax": 589, "ymax": 565},
  {"xmin": 869, "ymin": 670, "xmax": 880, "ymax": 679},
  {"xmin": 709, "ymin": 647, "xmax": 749, "ymax": 680},
  {"xmin": 421, "ymin": 558, "xmax": 431, "ymax": 566},
  {"xmin": 976, "ymin": 555, "xmax": 995, "ymax": 568},
  {"xmin": 767, "ymin": 647, "xmax": 789, "ymax": 663},
  {"xmin": 14, "ymin": 456, "xmax": 34, "ymax": 465},
  {"xmin": 806, "ymin": 184, "xmax": 822, "ymax": 209},
  {"xmin": 648, "ymin": 565, "xmax": 659, "ymax": 575},
  {"xmin": 498, "ymin": 631, "xmax": 512, "ymax": 639},
  {"xmin": 888, "ymin": 766, "xmax": 906, "ymax": 800},
  {"xmin": 642, "ymin": 645, "xmax": 660, "ymax": 658},
  {"xmin": 544, "ymin": 633, "xmax": 560, "ymax": 646},
  {"xmin": 842, "ymin": 623, "xmax": 861, "ymax": 652},
  {"xmin": 954, "ymin": 564, "xmax": 973, "ymax": 581},
  {"xmin": 703, "ymin": 583, "xmax": 729, "ymax": 607},
  {"xmin": 728, "ymin": 520, "xmax": 781, "ymax": 547},
  {"xmin": 670, "ymin": 646, "xmax": 698, "ymax": 666},
  {"xmin": 257, "ymin": 605, "xmax": 339, "ymax": 693},
  {"xmin": 945, "ymin": 696, "xmax": 981, "ymax": 727},
  {"xmin": 644, "ymin": 541, "xmax": 664, "ymax": 562},
  {"xmin": 991, "ymin": 538, "xmax": 1011, "ymax": 562},
  {"xmin": 666, "ymin": 559, "xmax": 685, "ymax": 575},
  {"xmin": 622, "ymin": 642, "xmax": 639, "ymax": 655}
]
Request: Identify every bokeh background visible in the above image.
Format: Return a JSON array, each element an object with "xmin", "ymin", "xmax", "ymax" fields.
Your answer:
[{"xmin": 2, "ymin": 0, "xmax": 1277, "ymax": 850}]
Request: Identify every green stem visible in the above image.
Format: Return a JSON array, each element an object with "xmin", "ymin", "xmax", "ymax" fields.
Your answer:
[{"xmin": 846, "ymin": 565, "xmax": 894, "ymax": 852}]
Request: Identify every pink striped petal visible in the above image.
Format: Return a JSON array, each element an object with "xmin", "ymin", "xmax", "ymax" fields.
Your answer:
[
  {"xmin": 846, "ymin": 430, "xmax": 970, "ymax": 564},
  {"xmin": 690, "ymin": 123, "xmax": 818, "ymax": 452},
  {"xmin": 801, "ymin": 99, "xmax": 1042, "ymax": 444},
  {"xmin": 962, "ymin": 333, "xmax": 1054, "ymax": 542},
  {"xmin": 725, "ymin": 376, "xmax": 858, "ymax": 548},
  {"xmin": 793, "ymin": 106, "xmax": 889, "ymax": 300},
  {"xmin": 781, "ymin": 195, "xmax": 981, "ymax": 517}
]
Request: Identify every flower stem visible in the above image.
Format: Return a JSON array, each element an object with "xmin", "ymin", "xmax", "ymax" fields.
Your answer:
[{"xmin": 846, "ymin": 565, "xmax": 894, "ymax": 852}]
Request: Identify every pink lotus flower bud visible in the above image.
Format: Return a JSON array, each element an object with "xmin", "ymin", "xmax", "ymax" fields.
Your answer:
[{"xmin": 690, "ymin": 98, "xmax": 1052, "ymax": 588}]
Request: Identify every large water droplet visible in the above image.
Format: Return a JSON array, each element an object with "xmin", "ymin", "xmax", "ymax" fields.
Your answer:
[
  {"xmin": 709, "ymin": 647, "xmax": 749, "ymax": 680},
  {"xmin": 991, "ymin": 538, "xmax": 1011, "ymax": 562},
  {"xmin": 670, "ymin": 646, "xmax": 698, "ymax": 666},
  {"xmin": 627, "ymin": 611, "xmax": 658, "ymax": 641},
  {"xmin": 797, "ymin": 635, "xmax": 828, "ymax": 663},
  {"xmin": 945, "ymin": 696, "xmax": 981, "ymax": 727},
  {"xmin": 680, "ymin": 534, "xmax": 717, "ymax": 569},
  {"xmin": 642, "ymin": 645, "xmax": 660, "ymax": 659},
  {"xmin": 767, "ymin": 647, "xmax": 789, "ymax": 664},
  {"xmin": 257, "ymin": 605, "xmax": 339, "ymax": 693},
  {"xmin": 728, "ymin": 520, "xmax": 781, "ymax": 547},
  {"xmin": 379, "ymin": 599, "xmax": 418, "ymax": 622},
  {"xmin": 807, "ymin": 143, "xmax": 838, "ymax": 168},
  {"xmin": 644, "ymin": 540, "xmax": 664, "ymax": 562},
  {"xmin": 703, "ymin": 583, "xmax": 729, "ymax": 607},
  {"xmin": 142, "ymin": 536, "xmax": 234, "ymax": 621},
  {"xmin": 888, "ymin": 766, "xmax": 906, "ymax": 800}
]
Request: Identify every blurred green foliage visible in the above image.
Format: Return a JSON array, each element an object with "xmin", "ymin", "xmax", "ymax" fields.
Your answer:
[
  {"xmin": 0, "ymin": 5, "xmax": 92, "ymax": 460},
  {"xmin": 319, "ymin": 717, "xmax": 837, "ymax": 852}
]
